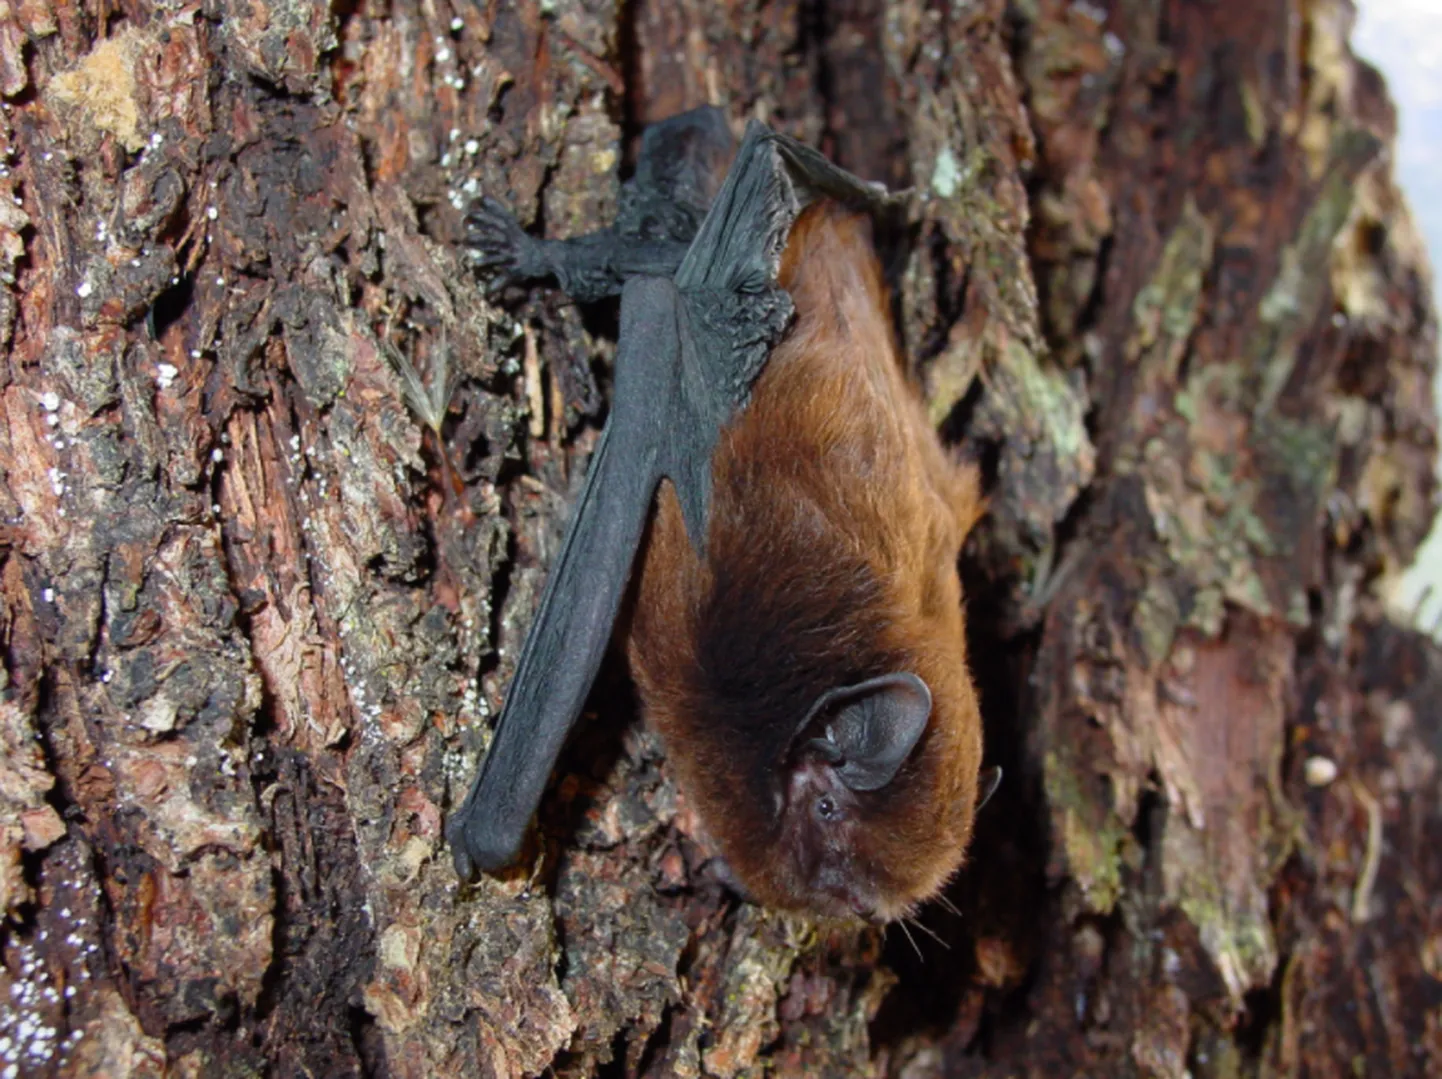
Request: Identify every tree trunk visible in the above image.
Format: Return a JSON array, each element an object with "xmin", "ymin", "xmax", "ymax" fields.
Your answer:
[{"xmin": 1, "ymin": 0, "xmax": 1437, "ymax": 1076}]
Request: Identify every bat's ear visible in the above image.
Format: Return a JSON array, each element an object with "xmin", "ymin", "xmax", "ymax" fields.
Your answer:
[
  {"xmin": 976, "ymin": 765, "xmax": 1003, "ymax": 810},
  {"xmin": 796, "ymin": 673, "xmax": 933, "ymax": 792}
]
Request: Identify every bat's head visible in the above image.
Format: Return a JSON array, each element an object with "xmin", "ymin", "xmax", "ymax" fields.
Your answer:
[
  {"xmin": 632, "ymin": 520, "xmax": 992, "ymax": 922},
  {"xmin": 631, "ymin": 552, "xmax": 992, "ymax": 923},
  {"xmin": 719, "ymin": 665, "xmax": 993, "ymax": 924}
]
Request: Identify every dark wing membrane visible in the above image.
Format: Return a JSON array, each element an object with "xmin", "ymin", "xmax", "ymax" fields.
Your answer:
[
  {"xmin": 447, "ymin": 278, "xmax": 679, "ymax": 877},
  {"xmin": 662, "ymin": 123, "xmax": 799, "ymax": 551},
  {"xmin": 765, "ymin": 132, "xmax": 906, "ymax": 214},
  {"xmin": 663, "ymin": 123, "xmax": 900, "ymax": 551}
]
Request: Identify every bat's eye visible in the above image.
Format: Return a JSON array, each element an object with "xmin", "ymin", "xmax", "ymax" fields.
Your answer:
[{"xmin": 814, "ymin": 795, "xmax": 840, "ymax": 822}]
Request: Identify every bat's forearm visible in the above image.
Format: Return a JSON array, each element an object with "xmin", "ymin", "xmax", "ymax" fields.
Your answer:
[
  {"xmin": 537, "ymin": 234, "xmax": 691, "ymax": 302},
  {"xmin": 447, "ymin": 277, "xmax": 683, "ymax": 878}
]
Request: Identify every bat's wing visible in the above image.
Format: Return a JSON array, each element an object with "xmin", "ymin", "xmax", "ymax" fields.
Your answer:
[
  {"xmin": 449, "ymin": 118, "xmax": 900, "ymax": 878},
  {"xmin": 661, "ymin": 121, "xmax": 900, "ymax": 548},
  {"xmin": 448, "ymin": 277, "xmax": 680, "ymax": 876}
]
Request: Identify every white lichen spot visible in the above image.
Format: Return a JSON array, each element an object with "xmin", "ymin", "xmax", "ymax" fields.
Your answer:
[
  {"xmin": 931, "ymin": 146, "xmax": 961, "ymax": 199},
  {"xmin": 1304, "ymin": 755, "xmax": 1339, "ymax": 787},
  {"xmin": 1, "ymin": 940, "xmax": 62, "ymax": 1072},
  {"xmin": 40, "ymin": 391, "xmax": 60, "ymax": 412},
  {"xmin": 155, "ymin": 362, "xmax": 179, "ymax": 389},
  {"xmin": 206, "ymin": 205, "xmax": 218, "ymax": 220},
  {"xmin": 75, "ymin": 280, "xmax": 92, "ymax": 299}
]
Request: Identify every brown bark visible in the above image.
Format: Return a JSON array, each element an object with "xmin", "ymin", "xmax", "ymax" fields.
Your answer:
[{"xmin": 0, "ymin": 0, "xmax": 1436, "ymax": 1076}]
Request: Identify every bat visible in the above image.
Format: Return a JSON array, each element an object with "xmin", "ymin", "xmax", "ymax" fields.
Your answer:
[{"xmin": 448, "ymin": 107, "xmax": 997, "ymax": 921}]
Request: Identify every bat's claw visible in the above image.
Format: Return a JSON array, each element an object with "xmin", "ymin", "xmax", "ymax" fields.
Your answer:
[
  {"xmin": 449, "ymin": 833, "xmax": 477, "ymax": 881},
  {"xmin": 446, "ymin": 800, "xmax": 525, "ymax": 880},
  {"xmin": 465, "ymin": 195, "xmax": 548, "ymax": 288}
]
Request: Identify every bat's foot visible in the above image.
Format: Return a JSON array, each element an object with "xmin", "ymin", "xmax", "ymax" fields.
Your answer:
[
  {"xmin": 464, "ymin": 195, "xmax": 549, "ymax": 287},
  {"xmin": 706, "ymin": 855, "xmax": 757, "ymax": 904},
  {"xmin": 445, "ymin": 802, "xmax": 525, "ymax": 880}
]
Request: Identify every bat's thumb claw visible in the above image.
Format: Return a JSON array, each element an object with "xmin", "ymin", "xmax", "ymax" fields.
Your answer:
[
  {"xmin": 450, "ymin": 847, "xmax": 476, "ymax": 881},
  {"xmin": 445, "ymin": 814, "xmax": 479, "ymax": 880},
  {"xmin": 446, "ymin": 804, "xmax": 525, "ymax": 880}
]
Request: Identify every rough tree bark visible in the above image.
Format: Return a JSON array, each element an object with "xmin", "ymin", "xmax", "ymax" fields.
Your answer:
[{"xmin": 0, "ymin": 0, "xmax": 1437, "ymax": 1076}]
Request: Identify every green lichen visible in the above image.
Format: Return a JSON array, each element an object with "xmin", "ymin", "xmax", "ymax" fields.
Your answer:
[
  {"xmin": 1166, "ymin": 823, "xmax": 1278, "ymax": 1003},
  {"xmin": 1133, "ymin": 574, "xmax": 1180, "ymax": 670},
  {"xmin": 1252, "ymin": 130, "xmax": 1378, "ymax": 416},
  {"xmin": 1192, "ymin": 1027, "xmax": 1246, "ymax": 1079},
  {"xmin": 1141, "ymin": 359, "xmax": 1323, "ymax": 631},
  {"xmin": 924, "ymin": 334, "xmax": 981, "ymax": 429},
  {"xmin": 1126, "ymin": 196, "xmax": 1215, "ymax": 384},
  {"xmin": 1241, "ymin": 80, "xmax": 1268, "ymax": 150},
  {"xmin": 1132, "ymin": 139, "xmax": 1364, "ymax": 637},
  {"xmin": 1162, "ymin": 741, "xmax": 1296, "ymax": 1005},
  {"xmin": 1045, "ymin": 750, "xmax": 1132, "ymax": 915},
  {"xmin": 978, "ymin": 334, "xmax": 1095, "ymax": 559},
  {"xmin": 1002, "ymin": 337, "xmax": 1092, "ymax": 463}
]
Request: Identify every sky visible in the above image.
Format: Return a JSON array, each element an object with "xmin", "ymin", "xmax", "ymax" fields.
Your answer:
[{"xmin": 1351, "ymin": 0, "xmax": 1442, "ymax": 633}]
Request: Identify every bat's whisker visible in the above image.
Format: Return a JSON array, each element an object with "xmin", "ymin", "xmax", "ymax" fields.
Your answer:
[
  {"xmin": 908, "ymin": 916, "xmax": 950, "ymax": 950},
  {"xmin": 893, "ymin": 918, "xmax": 923, "ymax": 962}
]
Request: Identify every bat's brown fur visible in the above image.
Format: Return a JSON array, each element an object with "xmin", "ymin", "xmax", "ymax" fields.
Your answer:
[{"xmin": 628, "ymin": 202, "xmax": 986, "ymax": 921}]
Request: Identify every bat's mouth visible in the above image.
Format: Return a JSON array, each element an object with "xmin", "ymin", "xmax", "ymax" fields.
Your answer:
[{"xmin": 850, "ymin": 900, "xmax": 887, "ymax": 926}]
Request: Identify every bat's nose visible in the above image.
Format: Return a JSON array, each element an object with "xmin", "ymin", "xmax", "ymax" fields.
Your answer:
[{"xmin": 850, "ymin": 898, "xmax": 885, "ymax": 926}]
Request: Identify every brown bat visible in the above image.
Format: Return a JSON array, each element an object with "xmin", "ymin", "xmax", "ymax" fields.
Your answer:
[
  {"xmin": 628, "ymin": 203, "xmax": 989, "ymax": 921},
  {"xmin": 449, "ymin": 108, "xmax": 996, "ymax": 922}
]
